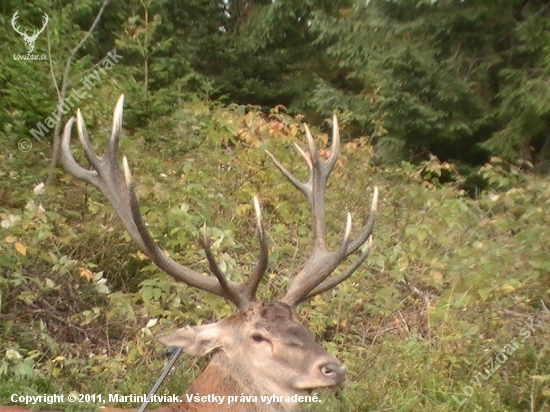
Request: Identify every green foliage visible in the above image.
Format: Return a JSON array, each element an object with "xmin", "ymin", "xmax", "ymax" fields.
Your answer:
[
  {"xmin": 0, "ymin": 0, "xmax": 53, "ymax": 136},
  {"xmin": 304, "ymin": 0, "xmax": 488, "ymax": 163},
  {"xmin": 2, "ymin": 100, "xmax": 550, "ymax": 410},
  {"xmin": 299, "ymin": 0, "xmax": 550, "ymax": 167},
  {"xmin": 481, "ymin": 6, "xmax": 550, "ymax": 166},
  {"xmin": 3, "ymin": 0, "xmax": 550, "ymax": 169},
  {"xmin": 1, "ymin": 0, "xmax": 550, "ymax": 410}
]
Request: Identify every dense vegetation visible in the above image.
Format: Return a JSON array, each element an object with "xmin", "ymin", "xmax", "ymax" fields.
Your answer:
[{"xmin": 1, "ymin": 0, "xmax": 549, "ymax": 411}]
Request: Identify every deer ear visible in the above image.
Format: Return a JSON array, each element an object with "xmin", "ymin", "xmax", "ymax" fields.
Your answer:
[{"xmin": 157, "ymin": 323, "xmax": 222, "ymax": 357}]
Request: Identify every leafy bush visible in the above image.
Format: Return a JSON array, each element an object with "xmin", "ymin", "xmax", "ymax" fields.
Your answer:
[{"xmin": 1, "ymin": 102, "xmax": 549, "ymax": 411}]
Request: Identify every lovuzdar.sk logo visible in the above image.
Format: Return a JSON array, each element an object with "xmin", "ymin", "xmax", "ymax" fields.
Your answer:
[{"xmin": 11, "ymin": 10, "xmax": 49, "ymax": 60}]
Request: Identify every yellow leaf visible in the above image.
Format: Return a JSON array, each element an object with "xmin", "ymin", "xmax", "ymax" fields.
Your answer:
[
  {"xmin": 235, "ymin": 203, "xmax": 252, "ymax": 217},
  {"xmin": 4, "ymin": 236, "xmax": 15, "ymax": 243},
  {"xmin": 5, "ymin": 349, "xmax": 22, "ymax": 359},
  {"xmin": 52, "ymin": 356, "xmax": 65, "ymax": 363},
  {"xmin": 312, "ymin": 295, "xmax": 325, "ymax": 306},
  {"xmin": 397, "ymin": 256, "xmax": 409, "ymax": 271},
  {"xmin": 136, "ymin": 251, "xmax": 148, "ymax": 260},
  {"xmin": 79, "ymin": 269, "xmax": 93, "ymax": 282},
  {"xmin": 497, "ymin": 283, "xmax": 515, "ymax": 294},
  {"xmin": 431, "ymin": 270, "xmax": 443, "ymax": 286},
  {"xmin": 14, "ymin": 242, "xmax": 26, "ymax": 256}
]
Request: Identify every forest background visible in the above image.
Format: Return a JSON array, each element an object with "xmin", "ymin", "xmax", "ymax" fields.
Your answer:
[{"xmin": 1, "ymin": 0, "xmax": 549, "ymax": 411}]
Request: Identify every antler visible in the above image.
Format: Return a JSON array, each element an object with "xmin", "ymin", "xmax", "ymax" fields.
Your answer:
[
  {"xmin": 11, "ymin": 12, "xmax": 48, "ymax": 39},
  {"xmin": 61, "ymin": 95, "xmax": 268, "ymax": 311},
  {"xmin": 36, "ymin": 13, "xmax": 49, "ymax": 37},
  {"xmin": 11, "ymin": 12, "xmax": 27, "ymax": 38},
  {"xmin": 266, "ymin": 116, "xmax": 378, "ymax": 306}
]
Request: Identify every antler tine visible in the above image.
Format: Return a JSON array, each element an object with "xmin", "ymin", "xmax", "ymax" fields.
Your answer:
[
  {"xmin": 11, "ymin": 12, "xmax": 25, "ymax": 36},
  {"xmin": 63, "ymin": 95, "xmax": 278, "ymax": 310},
  {"xmin": 199, "ymin": 225, "xmax": 242, "ymax": 306},
  {"xmin": 198, "ymin": 196, "xmax": 269, "ymax": 308},
  {"xmin": 304, "ymin": 236, "xmax": 373, "ymax": 300},
  {"xmin": 61, "ymin": 117, "xmax": 97, "ymax": 183},
  {"xmin": 347, "ymin": 186, "xmax": 378, "ymax": 254},
  {"xmin": 106, "ymin": 94, "xmax": 124, "ymax": 169},
  {"xmin": 76, "ymin": 108, "xmax": 103, "ymax": 172},
  {"xmin": 243, "ymin": 197, "xmax": 269, "ymax": 300},
  {"xmin": 40, "ymin": 13, "xmax": 49, "ymax": 31},
  {"xmin": 265, "ymin": 150, "xmax": 307, "ymax": 193},
  {"xmin": 266, "ymin": 116, "xmax": 378, "ymax": 306}
]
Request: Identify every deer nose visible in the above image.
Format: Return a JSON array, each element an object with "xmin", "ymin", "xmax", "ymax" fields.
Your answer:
[{"xmin": 319, "ymin": 362, "xmax": 346, "ymax": 386}]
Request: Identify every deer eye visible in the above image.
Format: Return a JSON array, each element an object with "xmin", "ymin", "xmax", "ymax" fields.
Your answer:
[{"xmin": 252, "ymin": 333, "xmax": 264, "ymax": 342}]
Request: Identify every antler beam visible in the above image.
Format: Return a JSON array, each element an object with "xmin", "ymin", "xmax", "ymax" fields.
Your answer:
[{"xmin": 266, "ymin": 116, "xmax": 378, "ymax": 306}]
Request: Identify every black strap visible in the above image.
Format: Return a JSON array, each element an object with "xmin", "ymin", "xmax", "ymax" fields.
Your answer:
[{"xmin": 136, "ymin": 346, "xmax": 183, "ymax": 412}]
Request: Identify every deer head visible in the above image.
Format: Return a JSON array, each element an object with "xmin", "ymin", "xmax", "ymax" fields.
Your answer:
[
  {"xmin": 11, "ymin": 11, "xmax": 48, "ymax": 54},
  {"xmin": 60, "ymin": 95, "xmax": 378, "ymax": 411}
]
